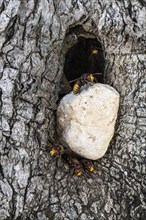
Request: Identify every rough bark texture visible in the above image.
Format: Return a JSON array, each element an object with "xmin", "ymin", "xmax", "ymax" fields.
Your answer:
[{"xmin": 0, "ymin": 0, "xmax": 145, "ymax": 219}]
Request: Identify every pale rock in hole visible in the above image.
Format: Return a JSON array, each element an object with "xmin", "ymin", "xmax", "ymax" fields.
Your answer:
[{"xmin": 57, "ymin": 83, "xmax": 120, "ymax": 160}]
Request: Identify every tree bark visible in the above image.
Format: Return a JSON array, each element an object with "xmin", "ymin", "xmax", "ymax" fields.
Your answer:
[{"xmin": 0, "ymin": 0, "xmax": 145, "ymax": 219}]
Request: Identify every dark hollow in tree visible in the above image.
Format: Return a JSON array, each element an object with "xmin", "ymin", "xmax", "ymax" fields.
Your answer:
[{"xmin": 64, "ymin": 37, "xmax": 105, "ymax": 87}]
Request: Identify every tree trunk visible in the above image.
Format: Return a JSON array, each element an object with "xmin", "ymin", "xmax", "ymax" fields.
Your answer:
[{"xmin": 0, "ymin": 0, "xmax": 145, "ymax": 219}]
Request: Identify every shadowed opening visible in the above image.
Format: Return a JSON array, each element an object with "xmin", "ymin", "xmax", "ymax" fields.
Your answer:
[{"xmin": 64, "ymin": 36, "xmax": 105, "ymax": 87}]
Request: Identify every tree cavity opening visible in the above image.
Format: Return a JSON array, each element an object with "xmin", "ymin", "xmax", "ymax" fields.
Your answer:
[{"xmin": 64, "ymin": 36, "xmax": 105, "ymax": 88}]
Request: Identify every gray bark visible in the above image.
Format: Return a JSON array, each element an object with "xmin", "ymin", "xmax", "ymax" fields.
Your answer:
[{"xmin": 0, "ymin": 0, "xmax": 145, "ymax": 219}]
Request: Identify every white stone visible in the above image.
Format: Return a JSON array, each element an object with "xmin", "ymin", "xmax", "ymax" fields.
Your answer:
[{"xmin": 57, "ymin": 83, "xmax": 120, "ymax": 160}]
